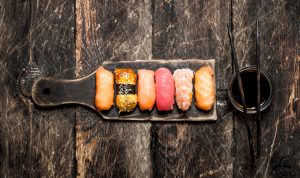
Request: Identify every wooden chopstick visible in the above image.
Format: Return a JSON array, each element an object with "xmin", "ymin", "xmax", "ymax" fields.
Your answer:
[
  {"xmin": 255, "ymin": 20, "xmax": 261, "ymax": 159},
  {"xmin": 227, "ymin": 25, "xmax": 255, "ymax": 166},
  {"xmin": 227, "ymin": 0, "xmax": 255, "ymax": 165}
]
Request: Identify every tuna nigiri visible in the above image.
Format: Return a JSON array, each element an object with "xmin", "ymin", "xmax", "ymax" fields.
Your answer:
[
  {"xmin": 173, "ymin": 69, "xmax": 194, "ymax": 111},
  {"xmin": 95, "ymin": 66, "xmax": 114, "ymax": 111},
  {"xmin": 194, "ymin": 66, "xmax": 215, "ymax": 111},
  {"xmin": 155, "ymin": 67, "xmax": 175, "ymax": 111},
  {"xmin": 138, "ymin": 69, "xmax": 156, "ymax": 111}
]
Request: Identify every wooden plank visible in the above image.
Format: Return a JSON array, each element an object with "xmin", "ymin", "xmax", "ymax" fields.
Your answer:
[
  {"xmin": 151, "ymin": 0, "xmax": 233, "ymax": 177},
  {"xmin": 75, "ymin": 0, "xmax": 152, "ymax": 177},
  {"xmin": 29, "ymin": 0, "xmax": 76, "ymax": 176},
  {"xmin": 1, "ymin": 1, "xmax": 298, "ymax": 177},
  {"xmin": 0, "ymin": 0, "xmax": 76, "ymax": 177},
  {"xmin": 231, "ymin": 0, "xmax": 300, "ymax": 177},
  {"xmin": 0, "ymin": 1, "xmax": 31, "ymax": 177}
]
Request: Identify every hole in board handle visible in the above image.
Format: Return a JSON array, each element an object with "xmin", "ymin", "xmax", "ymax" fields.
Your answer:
[{"xmin": 43, "ymin": 88, "xmax": 51, "ymax": 95}]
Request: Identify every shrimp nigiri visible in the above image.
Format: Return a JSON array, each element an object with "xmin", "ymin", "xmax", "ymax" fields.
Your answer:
[{"xmin": 173, "ymin": 69, "xmax": 194, "ymax": 111}]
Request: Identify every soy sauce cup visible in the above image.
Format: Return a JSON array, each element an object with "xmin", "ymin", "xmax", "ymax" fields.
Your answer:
[{"xmin": 227, "ymin": 66, "xmax": 274, "ymax": 114}]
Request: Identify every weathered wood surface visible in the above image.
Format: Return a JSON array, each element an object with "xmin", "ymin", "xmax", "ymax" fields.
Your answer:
[
  {"xmin": 0, "ymin": 0, "xmax": 299, "ymax": 178},
  {"xmin": 231, "ymin": 0, "xmax": 299, "ymax": 177},
  {"xmin": 151, "ymin": 1, "xmax": 233, "ymax": 177},
  {"xmin": 75, "ymin": 0, "xmax": 152, "ymax": 177},
  {"xmin": 0, "ymin": 0, "xmax": 76, "ymax": 177}
]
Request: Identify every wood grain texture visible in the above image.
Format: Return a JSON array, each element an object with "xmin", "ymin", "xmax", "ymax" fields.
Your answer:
[
  {"xmin": 0, "ymin": 0, "xmax": 299, "ymax": 177},
  {"xmin": 231, "ymin": 0, "xmax": 300, "ymax": 177},
  {"xmin": 0, "ymin": 1, "xmax": 31, "ymax": 177},
  {"xmin": 75, "ymin": 0, "xmax": 152, "ymax": 177},
  {"xmin": 0, "ymin": 0, "xmax": 76, "ymax": 177},
  {"xmin": 151, "ymin": 0, "xmax": 233, "ymax": 177}
]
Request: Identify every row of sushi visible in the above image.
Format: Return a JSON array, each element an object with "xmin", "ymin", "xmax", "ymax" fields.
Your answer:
[{"xmin": 95, "ymin": 66, "xmax": 215, "ymax": 113}]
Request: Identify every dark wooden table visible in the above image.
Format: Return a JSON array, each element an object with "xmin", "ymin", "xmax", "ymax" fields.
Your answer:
[{"xmin": 0, "ymin": 0, "xmax": 299, "ymax": 177}]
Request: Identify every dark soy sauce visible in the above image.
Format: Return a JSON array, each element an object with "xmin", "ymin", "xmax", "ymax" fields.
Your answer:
[{"xmin": 232, "ymin": 70, "xmax": 270, "ymax": 109}]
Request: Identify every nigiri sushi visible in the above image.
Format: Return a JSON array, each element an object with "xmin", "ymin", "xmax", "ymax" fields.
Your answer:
[
  {"xmin": 115, "ymin": 68, "xmax": 138, "ymax": 112},
  {"xmin": 173, "ymin": 69, "xmax": 194, "ymax": 111},
  {"xmin": 138, "ymin": 69, "xmax": 156, "ymax": 111},
  {"xmin": 194, "ymin": 66, "xmax": 215, "ymax": 111},
  {"xmin": 155, "ymin": 67, "xmax": 175, "ymax": 111},
  {"xmin": 95, "ymin": 66, "xmax": 114, "ymax": 111}
]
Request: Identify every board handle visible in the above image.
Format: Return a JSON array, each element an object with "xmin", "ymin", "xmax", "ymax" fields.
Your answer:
[{"xmin": 31, "ymin": 76, "xmax": 95, "ymax": 108}]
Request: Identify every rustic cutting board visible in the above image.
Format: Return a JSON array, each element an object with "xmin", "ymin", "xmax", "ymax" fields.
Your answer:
[{"xmin": 32, "ymin": 59, "xmax": 217, "ymax": 121}]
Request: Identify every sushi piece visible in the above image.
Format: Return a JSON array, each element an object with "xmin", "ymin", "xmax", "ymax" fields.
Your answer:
[
  {"xmin": 155, "ymin": 67, "xmax": 175, "ymax": 111},
  {"xmin": 138, "ymin": 69, "xmax": 156, "ymax": 111},
  {"xmin": 173, "ymin": 69, "xmax": 194, "ymax": 111},
  {"xmin": 194, "ymin": 66, "xmax": 215, "ymax": 111},
  {"xmin": 95, "ymin": 66, "xmax": 114, "ymax": 111},
  {"xmin": 115, "ymin": 68, "xmax": 137, "ymax": 112}
]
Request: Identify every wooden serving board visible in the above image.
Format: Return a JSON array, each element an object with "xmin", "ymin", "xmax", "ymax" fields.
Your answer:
[{"xmin": 32, "ymin": 59, "xmax": 217, "ymax": 121}]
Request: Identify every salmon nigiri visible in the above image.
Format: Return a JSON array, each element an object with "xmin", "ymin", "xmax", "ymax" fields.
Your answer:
[
  {"xmin": 95, "ymin": 66, "xmax": 114, "ymax": 111},
  {"xmin": 155, "ymin": 67, "xmax": 175, "ymax": 111},
  {"xmin": 138, "ymin": 69, "xmax": 156, "ymax": 111},
  {"xmin": 194, "ymin": 66, "xmax": 215, "ymax": 111},
  {"xmin": 173, "ymin": 69, "xmax": 194, "ymax": 111}
]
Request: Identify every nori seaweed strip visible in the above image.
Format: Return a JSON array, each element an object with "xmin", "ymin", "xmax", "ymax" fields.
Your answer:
[{"xmin": 116, "ymin": 84, "xmax": 136, "ymax": 95}]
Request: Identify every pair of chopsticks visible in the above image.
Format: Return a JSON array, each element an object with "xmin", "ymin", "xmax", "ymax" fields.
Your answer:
[{"xmin": 227, "ymin": 0, "xmax": 261, "ymax": 166}]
